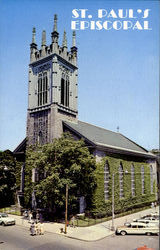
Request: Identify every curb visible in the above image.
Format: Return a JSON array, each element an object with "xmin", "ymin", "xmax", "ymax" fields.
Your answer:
[{"xmin": 14, "ymin": 222, "xmax": 115, "ymax": 242}]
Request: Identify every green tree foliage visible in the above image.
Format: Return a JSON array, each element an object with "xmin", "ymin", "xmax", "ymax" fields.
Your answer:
[
  {"xmin": 0, "ymin": 150, "xmax": 16, "ymax": 207},
  {"xmin": 24, "ymin": 133, "xmax": 96, "ymax": 214}
]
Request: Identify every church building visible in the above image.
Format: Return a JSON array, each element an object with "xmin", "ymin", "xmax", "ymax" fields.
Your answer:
[{"xmin": 14, "ymin": 15, "xmax": 157, "ymax": 214}]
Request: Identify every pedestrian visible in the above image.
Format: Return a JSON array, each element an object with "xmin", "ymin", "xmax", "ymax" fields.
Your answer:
[
  {"xmin": 23, "ymin": 210, "xmax": 28, "ymax": 219},
  {"xmin": 71, "ymin": 215, "xmax": 76, "ymax": 228},
  {"xmin": 30, "ymin": 222, "xmax": 36, "ymax": 236},
  {"xmin": 28, "ymin": 211, "xmax": 33, "ymax": 223},
  {"xmin": 39, "ymin": 212, "xmax": 43, "ymax": 222},
  {"xmin": 35, "ymin": 221, "xmax": 39, "ymax": 235},
  {"xmin": 36, "ymin": 211, "xmax": 40, "ymax": 222},
  {"xmin": 39, "ymin": 221, "xmax": 44, "ymax": 235},
  {"xmin": 151, "ymin": 202, "xmax": 154, "ymax": 209},
  {"xmin": 154, "ymin": 201, "xmax": 157, "ymax": 211}
]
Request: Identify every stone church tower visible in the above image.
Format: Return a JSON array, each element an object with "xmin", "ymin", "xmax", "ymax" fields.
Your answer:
[{"xmin": 27, "ymin": 15, "xmax": 78, "ymax": 145}]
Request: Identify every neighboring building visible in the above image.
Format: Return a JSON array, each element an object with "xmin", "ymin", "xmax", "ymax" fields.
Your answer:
[
  {"xmin": 14, "ymin": 15, "xmax": 158, "ymax": 214},
  {"xmin": 150, "ymin": 149, "xmax": 160, "ymax": 203}
]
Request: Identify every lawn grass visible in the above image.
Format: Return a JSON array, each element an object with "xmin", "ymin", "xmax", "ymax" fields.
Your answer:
[
  {"xmin": 71, "ymin": 205, "xmax": 151, "ymax": 227},
  {"xmin": 0, "ymin": 206, "xmax": 21, "ymax": 216}
]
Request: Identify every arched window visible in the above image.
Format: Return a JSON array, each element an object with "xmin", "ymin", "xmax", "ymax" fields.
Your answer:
[
  {"xmin": 65, "ymin": 76, "xmax": 69, "ymax": 107},
  {"xmin": 104, "ymin": 161, "xmax": 109, "ymax": 200},
  {"xmin": 119, "ymin": 163, "xmax": 124, "ymax": 198},
  {"xmin": 38, "ymin": 131, "xmax": 43, "ymax": 145},
  {"xmin": 38, "ymin": 74, "xmax": 42, "ymax": 106},
  {"xmin": 150, "ymin": 165, "xmax": 153, "ymax": 193},
  {"xmin": 131, "ymin": 164, "xmax": 135, "ymax": 196},
  {"xmin": 61, "ymin": 77, "xmax": 65, "ymax": 105},
  {"xmin": 61, "ymin": 74, "xmax": 69, "ymax": 107},
  {"xmin": 43, "ymin": 72, "xmax": 48, "ymax": 104},
  {"xmin": 32, "ymin": 168, "xmax": 39, "ymax": 182},
  {"xmin": 38, "ymin": 72, "xmax": 48, "ymax": 106},
  {"xmin": 35, "ymin": 168, "xmax": 39, "ymax": 182},
  {"xmin": 141, "ymin": 166, "xmax": 145, "ymax": 194}
]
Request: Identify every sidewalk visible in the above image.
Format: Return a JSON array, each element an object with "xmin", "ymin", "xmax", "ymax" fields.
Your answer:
[{"xmin": 9, "ymin": 207, "xmax": 159, "ymax": 241}]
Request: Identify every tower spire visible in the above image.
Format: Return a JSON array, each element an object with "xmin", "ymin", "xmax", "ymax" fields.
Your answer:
[
  {"xmin": 41, "ymin": 30, "xmax": 46, "ymax": 46},
  {"xmin": 51, "ymin": 14, "xmax": 59, "ymax": 47},
  {"xmin": 30, "ymin": 27, "xmax": 37, "ymax": 62},
  {"xmin": 72, "ymin": 30, "xmax": 76, "ymax": 47},
  {"xmin": 41, "ymin": 30, "xmax": 46, "ymax": 57},
  {"xmin": 32, "ymin": 27, "xmax": 36, "ymax": 44},
  {"xmin": 62, "ymin": 30, "xmax": 67, "ymax": 48},
  {"xmin": 53, "ymin": 14, "xmax": 58, "ymax": 32},
  {"xmin": 71, "ymin": 31, "xmax": 77, "ymax": 66}
]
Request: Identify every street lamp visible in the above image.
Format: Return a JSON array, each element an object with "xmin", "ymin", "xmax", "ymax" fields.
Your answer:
[
  {"xmin": 111, "ymin": 173, "xmax": 115, "ymax": 231},
  {"xmin": 64, "ymin": 184, "xmax": 68, "ymax": 234}
]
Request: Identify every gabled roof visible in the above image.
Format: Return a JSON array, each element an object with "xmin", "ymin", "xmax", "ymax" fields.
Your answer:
[
  {"xmin": 63, "ymin": 120, "xmax": 155, "ymax": 158},
  {"xmin": 13, "ymin": 138, "xmax": 27, "ymax": 154}
]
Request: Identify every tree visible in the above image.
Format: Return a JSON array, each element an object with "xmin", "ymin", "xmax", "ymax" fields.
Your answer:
[
  {"xmin": 0, "ymin": 150, "xmax": 16, "ymax": 207},
  {"xmin": 24, "ymin": 133, "xmax": 96, "ymax": 215}
]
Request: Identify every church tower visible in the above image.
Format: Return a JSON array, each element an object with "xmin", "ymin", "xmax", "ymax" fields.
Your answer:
[{"xmin": 27, "ymin": 15, "xmax": 78, "ymax": 145}]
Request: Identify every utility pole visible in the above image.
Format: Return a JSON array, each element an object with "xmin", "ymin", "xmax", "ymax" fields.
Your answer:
[
  {"xmin": 111, "ymin": 173, "xmax": 115, "ymax": 231},
  {"xmin": 65, "ymin": 184, "xmax": 68, "ymax": 234}
]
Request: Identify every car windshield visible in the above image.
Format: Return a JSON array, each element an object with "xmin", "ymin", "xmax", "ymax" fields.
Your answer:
[
  {"xmin": 127, "ymin": 224, "xmax": 131, "ymax": 228},
  {"xmin": 2, "ymin": 214, "xmax": 8, "ymax": 217}
]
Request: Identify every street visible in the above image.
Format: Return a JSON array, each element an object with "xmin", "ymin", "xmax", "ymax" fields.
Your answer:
[{"xmin": 0, "ymin": 225, "xmax": 159, "ymax": 250}]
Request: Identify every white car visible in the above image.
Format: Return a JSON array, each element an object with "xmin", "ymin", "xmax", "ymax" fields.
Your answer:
[
  {"xmin": 0, "ymin": 213, "xmax": 16, "ymax": 226},
  {"xmin": 148, "ymin": 213, "xmax": 159, "ymax": 220},
  {"xmin": 124, "ymin": 221, "xmax": 157, "ymax": 228},
  {"xmin": 133, "ymin": 217, "xmax": 159, "ymax": 226},
  {"xmin": 116, "ymin": 222, "xmax": 159, "ymax": 236},
  {"xmin": 133, "ymin": 219, "xmax": 158, "ymax": 227}
]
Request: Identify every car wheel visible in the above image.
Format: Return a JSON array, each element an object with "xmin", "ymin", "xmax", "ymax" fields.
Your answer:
[
  {"xmin": 146, "ymin": 232, "xmax": 151, "ymax": 236},
  {"xmin": 120, "ymin": 231, "xmax": 126, "ymax": 236},
  {"xmin": 2, "ymin": 222, "xmax": 6, "ymax": 226}
]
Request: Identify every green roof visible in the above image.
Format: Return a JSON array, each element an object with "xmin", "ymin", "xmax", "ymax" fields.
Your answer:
[{"xmin": 63, "ymin": 120, "xmax": 153, "ymax": 156}]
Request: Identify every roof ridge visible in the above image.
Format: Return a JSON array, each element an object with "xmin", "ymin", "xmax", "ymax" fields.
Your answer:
[
  {"xmin": 78, "ymin": 120, "xmax": 119, "ymax": 135},
  {"xmin": 64, "ymin": 120, "xmax": 149, "ymax": 155}
]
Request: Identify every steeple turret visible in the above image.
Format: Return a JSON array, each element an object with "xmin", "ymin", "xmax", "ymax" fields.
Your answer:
[
  {"xmin": 53, "ymin": 14, "xmax": 58, "ymax": 32},
  {"xmin": 71, "ymin": 31, "xmax": 77, "ymax": 66},
  {"xmin": 62, "ymin": 30, "xmax": 67, "ymax": 48},
  {"xmin": 30, "ymin": 27, "xmax": 37, "ymax": 62},
  {"xmin": 41, "ymin": 30, "xmax": 46, "ymax": 46},
  {"xmin": 72, "ymin": 30, "xmax": 76, "ymax": 47},
  {"xmin": 41, "ymin": 30, "xmax": 46, "ymax": 57},
  {"xmin": 51, "ymin": 14, "xmax": 59, "ymax": 50},
  {"xmin": 32, "ymin": 27, "xmax": 36, "ymax": 44}
]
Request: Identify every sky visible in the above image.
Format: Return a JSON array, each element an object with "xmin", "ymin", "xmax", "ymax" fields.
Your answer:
[{"xmin": 0, "ymin": 0, "xmax": 159, "ymax": 151}]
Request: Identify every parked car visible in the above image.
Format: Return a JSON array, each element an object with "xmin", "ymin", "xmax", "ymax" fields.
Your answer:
[
  {"xmin": 136, "ymin": 213, "xmax": 159, "ymax": 220},
  {"xmin": 141, "ymin": 215, "xmax": 159, "ymax": 221},
  {"xmin": 116, "ymin": 222, "xmax": 159, "ymax": 236},
  {"xmin": 124, "ymin": 221, "xmax": 156, "ymax": 228},
  {"xmin": 149, "ymin": 213, "xmax": 159, "ymax": 220},
  {"xmin": 133, "ymin": 219, "xmax": 158, "ymax": 227},
  {"xmin": 0, "ymin": 213, "xmax": 16, "ymax": 226},
  {"xmin": 133, "ymin": 217, "xmax": 159, "ymax": 226}
]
